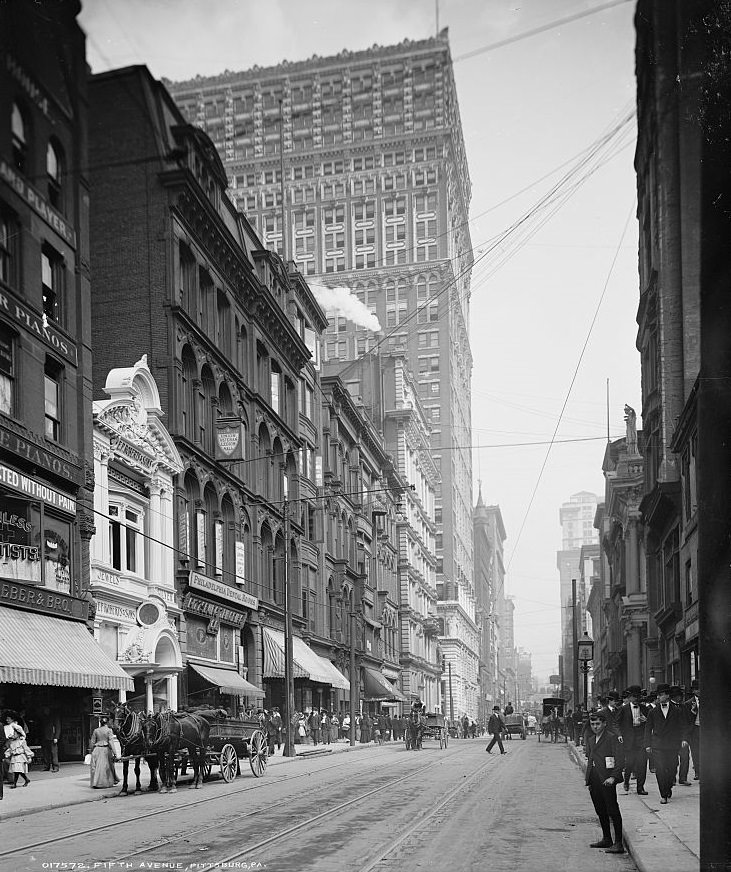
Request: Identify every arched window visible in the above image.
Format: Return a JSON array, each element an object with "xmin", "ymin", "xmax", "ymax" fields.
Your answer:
[
  {"xmin": 327, "ymin": 579, "xmax": 337, "ymax": 638},
  {"xmin": 200, "ymin": 365, "xmax": 216, "ymax": 453},
  {"xmin": 272, "ymin": 530, "xmax": 285, "ymax": 605},
  {"xmin": 47, "ymin": 139, "xmax": 64, "ymax": 211},
  {"xmin": 179, "ymin": 242, "xmax": 196, "ymax": 310},
  {"xmin": 216, "ymin": 290, "xmax": 231, "ymax": 356},
  {"xmin": 260, "ymin": 522, "xmax": 273, "ymax": 601},
  {"xmin": 272, "ymin": 437, "xmax": 283, "ymax": 502},
  {"xmin": 239, "ymin": 514, "xmax": 251, "ymax": 588},
  {"xmin": 220, "ymin": 494, "xmax": 235, "ymax": 583},
  {"xmin": 203, "ymin": 483, "xmax": 218, "ymax": 576},
  {"xmin": 257, "ymin": 424, "xmax": 271, "ymax": 496},
  {"xmin": 181, "ymin": 346, "xmax": 197, "ymax": 440},
  {"xmin": 238, "ymin": 324, "xmax": 248, "ymax": 381},
  {"xmin": 11, "ymin": 102, "xmax": 28, "ymax": 174},
  {"xmin": 184, "ymin": 471, "xmax": 202, "ymax": 567}
]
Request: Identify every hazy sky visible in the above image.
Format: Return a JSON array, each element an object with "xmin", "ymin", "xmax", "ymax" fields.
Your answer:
[{"xmin": 78, "ymin": 0, "xmax": 641, "ymax": 681}]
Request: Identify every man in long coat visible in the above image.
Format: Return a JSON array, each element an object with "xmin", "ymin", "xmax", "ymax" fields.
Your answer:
[
  {"xmin": 585, "ymin": 709, "xmax": 625, "ymax": 853},
  {"xmin": 644, "ymin": 682, "xmax": 689, "ymax": 803},
  {"xmin": 617, "ymin": 685, "xmax": 649, "ymax": 795}
]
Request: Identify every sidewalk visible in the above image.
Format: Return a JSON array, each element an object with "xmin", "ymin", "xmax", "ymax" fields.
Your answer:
[
  {"xmin": 567, "ymin": 740, "xmax": 699, "ymax": 872},
  {"xmin": 0, "ymin": 738, "xmax": 372, "ymax": 822}
]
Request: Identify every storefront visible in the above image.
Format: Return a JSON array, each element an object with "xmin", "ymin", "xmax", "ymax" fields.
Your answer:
[
  {"xmin": 182, "ymin": 571, "xmax": 263, "ymax": 712},
  {"xmin": 362, "ymin": 665, "xmax": 409, "ymax": 713},
  {"xmin": 261, "ymin": 626, "xmax": 350, "ymax": 713},
  {"xmin": 0, "ymin": 580, "xmax": 133, "ymax": 760}
]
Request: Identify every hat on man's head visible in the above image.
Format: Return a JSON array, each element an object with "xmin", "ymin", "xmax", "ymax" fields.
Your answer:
[
  {"xmin": 690, "ymin": 679, "xmax": 699, "ymax": 691},
  {"xmin": 656, "ymin": 683, "xmax": 670, "ymax": 694},
  {"xmin": 607, "ymin": 691, "xmax": 620, "ymax": 701},
  {"xmin": 626, "ymin": 685, "xmax": 642, "ymax": 696},
  {"xmin": 669, "ymin": 685, "xmax": 683, "ymax": 699},
  {"xmin": 589, "ymin": 709, "xmax": 607, "ymax": 722},
  {"xmin": 492, "ymin": 705, "xmax": 501, "ymax": 711}
]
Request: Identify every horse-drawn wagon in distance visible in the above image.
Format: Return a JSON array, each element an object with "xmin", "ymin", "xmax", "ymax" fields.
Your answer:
[
  {"xmin": 503, "ymin": 713, "xmax": 527, "ymax": 740},
  {"xmin": 404, "ymin": 703, "xmax": 448, "ymax": 750},
  {"xmin": 538, "ymin": 697, "xmax": 567, "ymax": 743},
  {"xmin": 422, "ymin": 711, "xmax": 449, "ymax": 749}
]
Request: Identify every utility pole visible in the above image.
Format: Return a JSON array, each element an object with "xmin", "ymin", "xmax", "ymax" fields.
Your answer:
[
  {"xmin": 349, "ymin": 602, "xmax": 357, "ymax": 747},
  {"xmin": 448, "ymin": 661, "xmax": 454, "ymax": 726},
  {"xmin": 282, "ymin": 498, "xmax": 295, "ymax": 757},
  {"xmin": 559, "ymin": 652, "xmax": 564, "ymax": 702},
  {"xmin": 572, "ymin": 579, "xmax": 579, "ymax": 711}
]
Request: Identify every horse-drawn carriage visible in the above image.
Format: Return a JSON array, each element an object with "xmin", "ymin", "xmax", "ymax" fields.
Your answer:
[
  {"xmin": 538, "ymin": 697, "xmax": 567, "ymax": 743},
  {"xmin": 422, "ymin": 712, "xmax": 448, "ymax": 749},
  {"xmin": 112, "ymin": 705, "xmax": 268, "ymax": 794},
  {"xmin": 503, "ymin": 713, "xmax": 527, "ymax": 740},
  {"xmin": 198, "ymin": 715, "xmax": 268, "ymax": 782}
]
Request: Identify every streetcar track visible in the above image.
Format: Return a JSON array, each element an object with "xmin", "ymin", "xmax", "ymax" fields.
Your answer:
[
  {"xmin": 1, "ymin": 750, "xmax": 385, "ymax": 857},
  {"xmin": 173, "ymin": 745, "xmax": 497, "ymax": 872},
  {"xmin": 2, "ymin": 744, "xmax": 470, "ymax": 860}
]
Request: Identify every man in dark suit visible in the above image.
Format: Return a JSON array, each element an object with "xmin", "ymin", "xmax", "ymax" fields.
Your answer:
[
  {"xmin": 604, "ymin": 691, "xmax": 622, "ymax": 734},
  {"xmin": 644, "ymin": 682, "xmax": 689, "ymax": 803},
  {"xmin": 585, "ymin": 709, "xmax": 625, "ymax": 853},
  {"xmin": 485, "ymin": 706, "xmax": 507, "ymax": 754},
  {"xmin": 617, "ymin": 685, "xmax": 648, "ymax": 794}
]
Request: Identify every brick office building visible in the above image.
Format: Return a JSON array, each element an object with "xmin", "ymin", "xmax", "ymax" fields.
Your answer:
[{"xmin": 0, "ymin": 1, "xmax": 132, "ymax": 756}]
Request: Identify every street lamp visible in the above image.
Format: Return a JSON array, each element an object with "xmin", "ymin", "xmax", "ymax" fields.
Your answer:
[{"xmin": 577, "ymin": 632, "xmax": 594, "ymax": 710}]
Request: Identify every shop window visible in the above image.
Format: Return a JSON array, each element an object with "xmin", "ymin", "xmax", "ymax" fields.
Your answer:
[
  {"xmin": 0, "ymin": 494, "xmax": 41, "ymax": 584},
  {"xmin": 0, "ymin": 323, "xmax": 15, "ymax": 415},
  {"xmin": 43, "ymin": 511, "xmax": 71, "ymax": 592},
  {"xmin": 0, "ymin": 209, "xmax": 20, "ymax": 289},
  {"xmin": 11, "ymin": 102, "xmax": 29, "ymax": 174},
  {"xmin": 47, "ymin": 139, "xmax": 64, "ymax": 211},
  {"xmin": 41, "ymin": 245, "xmax": 65, "ymax": 326},
  {"xmin": 44, "ymin": 359, "xmax": 63, "ymax": 441}
]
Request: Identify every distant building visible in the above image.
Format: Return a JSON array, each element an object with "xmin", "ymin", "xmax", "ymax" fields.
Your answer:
[{"xmin": 557, "ymin": 491, "xmax": 599, "ymax": 707}]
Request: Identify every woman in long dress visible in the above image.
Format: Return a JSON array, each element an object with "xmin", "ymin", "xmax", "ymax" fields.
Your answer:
[
  {"xmin": 89, "ymin": 716, "xmax": 119, "ymax": 788},
  {"xmin": 4, "ymin": 715, "xmax": 31, "ymax": 787}
]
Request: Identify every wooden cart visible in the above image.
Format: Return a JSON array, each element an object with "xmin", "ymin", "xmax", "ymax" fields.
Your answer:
[
  {"xmin": 422, "ymin": 712, "xmax": 449, "ymax": 749},
  {"xmin": 177, "ymin": 716, "xmax": 268, "ymax": 782}
]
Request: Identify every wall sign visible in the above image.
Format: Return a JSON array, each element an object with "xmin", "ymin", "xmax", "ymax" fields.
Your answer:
[
  {"xmin": 0, "ymin": 460, "xmax": 77, "ymax": 514},
  {"xmin": 215, "ymin": 417, "xmax": 244, "ymax": 461},
  {"xmin": 188, "ymin": 570, "xmax": 258, "ymax": 611},
  {"xmin": 0, "ymin": 579, "xmax": 88, "ymax": 621}
]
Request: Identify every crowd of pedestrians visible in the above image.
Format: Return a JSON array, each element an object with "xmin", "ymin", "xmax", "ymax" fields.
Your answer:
[{"xmin": 580, "ymin": 679, "xmax": 700, "ymax": 856}]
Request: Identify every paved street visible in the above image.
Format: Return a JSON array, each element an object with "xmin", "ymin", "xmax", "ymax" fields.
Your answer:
[{"xmin": 1, "ymin": 737, "xmax": 647, "ymax": 872}]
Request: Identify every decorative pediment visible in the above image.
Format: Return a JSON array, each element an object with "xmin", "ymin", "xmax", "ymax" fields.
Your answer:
[{"xmin": 94, "ymin": 356, "xmax": 184, "ymax": 477}]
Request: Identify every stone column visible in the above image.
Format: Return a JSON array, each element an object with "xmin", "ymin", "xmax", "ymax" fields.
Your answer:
[
  {"xmin": 92, "ymin": 448, "xmax": 109, "ymax": 564},
  {"xmin": 626, "ymin": 517, "xmax": 640, "ymax": 595},
  {"xmin": 149, "ymin": 478, "xmax": 163, "ymax": 583},
  {"xmin": 146, "ymin": 677, "xmax": 154, "ymax": 713},
  {"xmin": 626, "ymin": 624, "xmax": 642, "ymax": 687}
]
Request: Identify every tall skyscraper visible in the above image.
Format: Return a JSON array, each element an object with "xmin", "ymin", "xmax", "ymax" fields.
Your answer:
[
  {"xmin": 167, "ymin": 30, "xmax": 477, "ymax": 712},
  {"xmin": 557, "ymin": 491, "xmax": 599, "ymax": 706}
]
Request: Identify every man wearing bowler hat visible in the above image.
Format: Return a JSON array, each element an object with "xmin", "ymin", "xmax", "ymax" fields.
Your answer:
[
  {"xmin": 617, "ymin": 685, "xmax": 648, "ymax": 794},
  {"xmin": 585, "ymin": 709, "xmax": 625, "ymax": 853},
  {"xmin": 644, "ymin": 682, "xmax": 688, "ymax": 803}
]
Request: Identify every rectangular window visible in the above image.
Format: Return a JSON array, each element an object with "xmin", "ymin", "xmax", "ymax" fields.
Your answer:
[
  {"xmin": 271, "ymin": 368, "xmax": 281, "ymax": 414},
  {"xmin": 44, "ymin": 362, "xmax": 62, "ymax": 441},
  {"xmin": 41, "ymin": 246, "xmax": 65, "ymax": 326},
  {"xmin": 125, "ymin": 509, "xmax": 138, "ymax": 573},
  {"xmin": 0, "ymin": 210, "xmax": 20, "ymax": 288},
  {"xmin": 0, "ymin": 324, "xmax": 14, "ymax": 415}
]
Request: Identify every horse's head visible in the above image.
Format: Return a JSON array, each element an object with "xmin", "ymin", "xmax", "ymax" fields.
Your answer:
[{"xmin": 141, "ymin": 712, "xmax": 160, "ymax": 750}]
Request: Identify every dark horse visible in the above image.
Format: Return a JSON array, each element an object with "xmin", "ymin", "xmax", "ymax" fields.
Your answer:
[
  {"xmin": 404, "ymin": 710, "xmax": 425, "ymax": 750},
  {"xmin": 110, "ymin": 704, "xmax": 159, "ymax": 795},
  {"xmin": 548, "ymin": 708, "xmax": 562, "ymax": 743},
  {"xmin": 142, "ymin": 710, "xmax": 211, "ymax": 793}
]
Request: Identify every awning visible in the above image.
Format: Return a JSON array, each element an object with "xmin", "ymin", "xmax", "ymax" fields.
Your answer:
[
  {"xmin": 362, "ymin": 666, "xmax": 408, "ymax": 702},
  {"xmin": 188, "ymin": 662, "xmax": 264, "ymax": 698},
  {"xmin": 262, "ymin": 628, "xmax": 349, "ymax": 690},
  {"xmin": 0, "ymin": 606, "xmax": 134, "ymax": 691}
]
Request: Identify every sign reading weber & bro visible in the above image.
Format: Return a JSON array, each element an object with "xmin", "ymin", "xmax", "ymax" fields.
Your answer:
[
  {"xmin": 188, "ymin": 571, "xmax": 258, "ymax": 611},
  {"xmin": 0, "ymin": 579, "xmax": 88, "ymax": 621}
]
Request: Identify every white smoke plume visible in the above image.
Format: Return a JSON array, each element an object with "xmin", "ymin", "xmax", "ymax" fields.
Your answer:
[{"xmin": 310, "ymin": 283, "xmax": 382, "ymax": 332}]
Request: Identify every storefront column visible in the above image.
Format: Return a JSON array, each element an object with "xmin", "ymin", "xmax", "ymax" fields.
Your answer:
[
  {"xmin": 168, "ymin": 675, "xmax": 178, "ymax": 711},
  {"xmin": 160, "ymin": 487, "xmax": 174, "ymax": 586},
  {"xmin": 92, "ymin": 449, "xmax": 110, "ymax": 564},
  {"xmin": 146, "ymin": 676, "xmax": 154, "ymax": 713}
]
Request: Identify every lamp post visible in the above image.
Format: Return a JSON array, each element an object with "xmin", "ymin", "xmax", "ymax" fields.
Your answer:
[{"xmin": 577, "ymin": 632, "xmax": 594, "ymax": 711}]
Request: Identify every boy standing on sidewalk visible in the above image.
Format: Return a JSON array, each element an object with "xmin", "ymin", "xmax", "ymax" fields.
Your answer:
[{"xmin": 585, "ymin": 709, "xmax": 625, "ymax": 854}]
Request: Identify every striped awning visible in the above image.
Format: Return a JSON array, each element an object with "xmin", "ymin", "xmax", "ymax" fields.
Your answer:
[
  {"xmin": 188, "ymin": 661, "xmax": 264, "ymax": 698},
  {"xmin": 0, "ymin": 606, "xmax": 134, "ymax": 691},
  {"xmin": 262, "ymin": 627, "xmax": 349, "ymax": 690}
]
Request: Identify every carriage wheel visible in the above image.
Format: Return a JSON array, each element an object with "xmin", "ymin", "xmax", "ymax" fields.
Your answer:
[
  {"xmin": 219, "ymin": 744, "xmax": 238, "ymax": 783},
  {"xmin": 248, "ymin": 730, "xmax": 268, "ymax": 778}
]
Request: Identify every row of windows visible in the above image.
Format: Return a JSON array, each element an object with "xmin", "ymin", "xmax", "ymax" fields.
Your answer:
[
  {"xmin": 11, "ymin": 100, "xmax": 66, "ymax": 213},
  {"xmin": 231, "ymin": 146, "xmax": 441, "ymax": 188},
  {"xmin": 0, "ymin": 322, "xmax": 65, "ymax": 442},
  {"xmin": 1, "ymin": 208, "xmax": 67, "ymax": 328}
]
